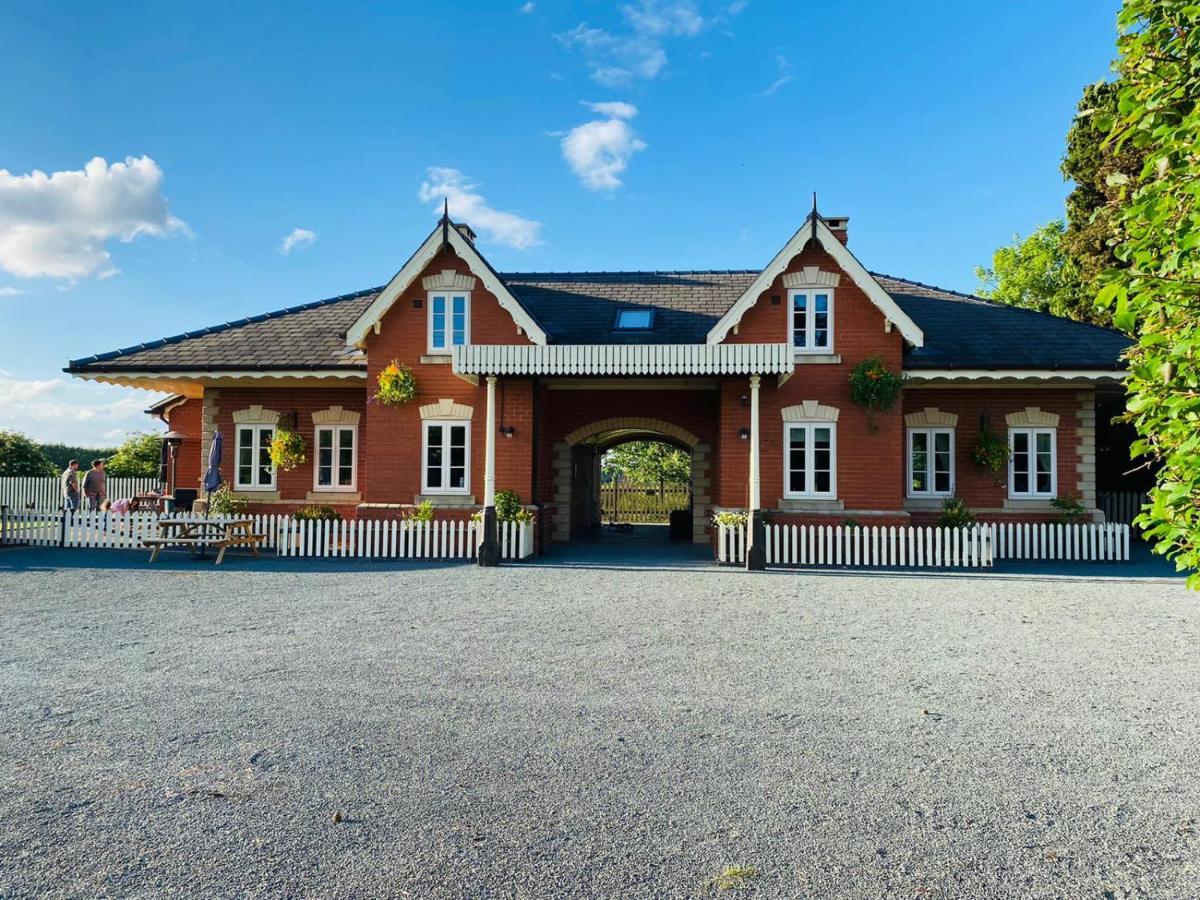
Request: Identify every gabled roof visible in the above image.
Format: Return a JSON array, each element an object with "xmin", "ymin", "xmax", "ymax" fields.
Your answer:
[
  {"xmin": 878, "ymin": 274, "xmax": 1131, "ymax": 370},
  {"xmin": 343, "ymin": 219, "xmax": 548, "ymax": 348},
  {"xmin": 705, "ymin": 213, "xmax": 925, "ymax": 346}
]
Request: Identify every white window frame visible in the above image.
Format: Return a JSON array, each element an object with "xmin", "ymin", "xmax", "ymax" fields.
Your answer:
[
  {"xmin": 421, "ymin": 419, "xmax": 471, "ymax": 495},
  {"xmin": 234, "ymin": 424, "xmax": 276, "ymax": 491},
  {"xmin": 1008, "ymin": 427, "xmax": 1057, "ymax": 498},
  {"xmin": 427, "ymin": 290, "xmax": 471, "ymax": 353},
  {"xmin": 782, "ymin": 421, "xmax": 838, "ymax": 499},
  {"xmin": 313, "ymin": 424, "xmax": 358, "ymax": 492},
  {"xmin": 788, "ymin": 288, "xmax": 835, "ymax": 353},
  {"xmin": 907, "ymin": 427, "xmax": 955, "ymax": 498}
]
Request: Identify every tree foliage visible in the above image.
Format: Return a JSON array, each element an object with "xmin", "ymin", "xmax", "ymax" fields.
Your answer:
[
  {"xmin": 1101, "ymin": 0, "xmax": 1200, "ymax": 587},
  {"xmin": 104, "ymin": 433, "xmax": 162, "ymax": 478},
  {"xmin": 602, "ymin": 440, "xmax": 691, "ymax": 485},
  {"xmin": 0, "ymin": 430, "xmax": 56, "ymax": 476},
  {"xmin": 975, "ymin": 221, "xmax": 1096, "ymax": 321},
  {"xmin": 37, "ymin": 442, "xmax": 116, "ymax": 471}
]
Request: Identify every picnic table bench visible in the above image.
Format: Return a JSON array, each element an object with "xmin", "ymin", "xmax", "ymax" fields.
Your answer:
[{"xmin": 143, "ymin": 518, "xmax": 265, "ymax": 565}]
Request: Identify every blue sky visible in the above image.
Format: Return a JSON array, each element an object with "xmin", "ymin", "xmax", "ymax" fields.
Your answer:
[{"xmin": 0, "ymin": 0, "xmax": 1120, "ymax": 444}]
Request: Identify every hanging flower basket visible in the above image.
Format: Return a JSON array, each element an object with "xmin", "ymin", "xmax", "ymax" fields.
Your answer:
[
  {"xmin": 971, "ymin": 421, "xmax": 1011, "ymax": 480},
  {"xmin": 269, "ymin": 429, "xmax": 307, "ymax": 471},
  {"xmin": 374, "ymin": 360, "xmax": 418, "ymax": 407},
  {"xmin": 848, "ymin": 356, "xmax": 904, "ymax": 431}
]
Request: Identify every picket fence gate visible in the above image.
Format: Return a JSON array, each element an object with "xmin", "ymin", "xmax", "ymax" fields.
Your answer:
[
  {"xmin": 716, "ymin": 521, "xmax": 1131, "ymax": 568},
  {"xmin": 0, "ymin": 476, "xmax": 160, "ymax": 511},
  {"xmin": 0, "ymin": 508, "xmax": 536, "ymax": 561},
  {"xmin": 1097, "ymin": 490, "xmax": 1148, "ymax": 530}
]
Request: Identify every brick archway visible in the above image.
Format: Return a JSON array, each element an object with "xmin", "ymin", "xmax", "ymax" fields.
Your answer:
[
  {"xmin": 564, "ymin": 417, "xmax": 702, "ymax": 449},
  {"xmin": 553, "ymin": 417, "xmax": 710, "ymax": 545}
]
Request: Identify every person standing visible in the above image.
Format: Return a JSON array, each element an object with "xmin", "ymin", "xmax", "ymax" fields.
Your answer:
[
  {"xmin": 60, "ymin": 459, "xmax": 81, "ymax": 512},
  {"xmin": 82, "ymin": 459, "xmax": 107, "ymax": 512}
]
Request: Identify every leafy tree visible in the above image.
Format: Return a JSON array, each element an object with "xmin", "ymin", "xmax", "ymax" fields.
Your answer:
[
  {"xmin": 0, "ymin": 430, "xmax": 55, "ymax": 476},
  {"xmin": 1062, "ymin": 80, "xmax": 1146, "ymax": 287},
  {"xmin": 602, "ymin": 441, "xmax": 691, "ymax": 485},
  {"xmin": 975, "ymin": 221, "xmax": 1096, "ymax": 322},
  {"xmin": 104, "ymin": 433, "xmax": 162, "ymax": 478},
  {"xmin": 1100, "ymin": 0, "xmax": 1200, "ymax": 587},
  {"xmin": 37, "ymin": 442, "xmax": 117, "ymax": 471}
]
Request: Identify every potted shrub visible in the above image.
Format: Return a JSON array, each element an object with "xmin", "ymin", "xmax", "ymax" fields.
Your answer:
[{"xmin": 936, "ymin": 496, "xmax": 976, "ymax": 529}]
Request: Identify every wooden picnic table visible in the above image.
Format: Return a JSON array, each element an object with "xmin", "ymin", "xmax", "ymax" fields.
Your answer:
[{"xmin": 143, "ymin": 518, "xmax": 265, "ymax": 565}]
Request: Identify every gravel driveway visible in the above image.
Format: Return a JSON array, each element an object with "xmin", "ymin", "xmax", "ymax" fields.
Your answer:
[{"xmin": 1, "ymin": 547, "xmax": 1197, "ymax": 898}]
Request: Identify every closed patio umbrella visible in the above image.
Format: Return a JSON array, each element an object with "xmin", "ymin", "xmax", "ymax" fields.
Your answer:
[{"xmin": 203, "ymin": 429, "xmax": 223, "ymax": 507}]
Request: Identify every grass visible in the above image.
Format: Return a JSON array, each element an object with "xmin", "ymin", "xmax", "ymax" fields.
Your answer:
[{"xmin": 707, "ymin": 864, "xmax": 758, "ymax": 892}]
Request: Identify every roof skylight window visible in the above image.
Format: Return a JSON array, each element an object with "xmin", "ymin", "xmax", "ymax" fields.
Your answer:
[{"xmin": 614, "ymin": 308, "xmax": 654, "ymax": 330}]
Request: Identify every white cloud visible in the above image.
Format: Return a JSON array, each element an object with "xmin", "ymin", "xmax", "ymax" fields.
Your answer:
[
  {"xmin": 519, "ymin": 1, "xmax": 535, "ymax": 12},
  {"xmin": 279, "ymin": 227, "xmax": 318, "ymax": 255},
  {"xmin": 557, "ymin": 1, "xmax": 712, "ymax": 86},
  {"xmin": 755, "ymin": 53, "xmax": 793, "ymax": 97},
  {"xmin": 0, "ymin": 286, "xmax": 26, "ymax": 297},
  {"xmin": 560, "ymin": 101, "xmax": 648, "ymax": 192},
  {"xmin": 0, "ymin": 156, "xmax": 186, "ymax": 280},
  {"xmin": 0, "ymin": 373, "xmax": 167, "ymax": 445},
  {"xmin": 417, "ymin": 168, "xmax": 542, "ymax": 249}
]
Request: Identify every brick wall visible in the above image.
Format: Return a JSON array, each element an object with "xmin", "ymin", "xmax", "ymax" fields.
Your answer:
[{"xmin": 164, "ymin": 398, "xmax": 202, "ymax": 493}]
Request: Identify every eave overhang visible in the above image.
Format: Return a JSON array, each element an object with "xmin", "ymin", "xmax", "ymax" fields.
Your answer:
[{"xmin": 903, "ymin": 368, "xmax": 1127, "ymax": 385}]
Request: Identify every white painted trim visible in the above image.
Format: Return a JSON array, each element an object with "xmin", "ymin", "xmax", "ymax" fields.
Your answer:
[
  {"xmin": 233, "ymin": 423, "xmax": 276, "ymax": 490},
  {"xmin": 312, "ymin": 423, "xmax": 358, "ymax": 493},
  {"xmin": 427, "ymin": 289, "xmax": 471, "ymax": 353},
  {"xmin": 904, "ymin": 369, "xmax": 1125, "ymax": 383},
  {"xmin": 421, "ymin": 419, "xmax": 471, "ymax": 495},
  {"xmin": 311, "ymin": 405, "xmax": 361, "ymax": 426},
  {"xmin": 419, "ymin": 398, "xmax": 475, "ymax": 421},
  {"xmin": 787, "ymin": 287, "xmax": 835, "ymax": 353},
  {"xmin": 422, "ymin": 268, "xmax": 477, "ymax": 291},
  {"xmin": 1005, "ymin": 407, "xmax": 1060, "ymax": 428},
  {"xmin": 781, "ymin": 420, "xmax": 838, "ymax": 500},
  {"xmin": 706, "ymin": 215, "xmax": 924, "ymax": 346},
  {"xmin": 452, "ymin": 343, "xmax": 794, "ymax": 376},
  {"xmin": 906, "ymin": 427, "xmax": 956, "ymax": 499},
  {"xmin": 780, "ymin": 400, "xmax": 839, "ymax": 422},
  {"xmin": 1008, "ymin": 427, "xmax": 1057, "ymax": 499},
  {"xmin": 345, "ymin": 224, "xmax": 547, "ymax": 348},
  {"xmin": 782, "ymin": 266, "xmax": 840, "ymax": 289}
]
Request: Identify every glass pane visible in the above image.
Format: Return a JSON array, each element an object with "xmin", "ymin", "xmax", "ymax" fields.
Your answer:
[
  {"xmin": 813, "ymin": 294, "xmax": 829, "ymax": 347},
  {"xmin": 318, "ymin": 429, "xmax": 332, "ymax": 450},
  {"xmin": 792, "ymin": 295, "xmax": 807, "ymax": 348},
  {"xmin": 452, "ymin": 296, "xmax": 466, "ymax": 345},
  {"xmin": 1035, "ymin": 434, "xmax": 1053, "ymax": 493},
  {"xmin": 318, "ymin": 439, "xmax": 332, "ymax": 486},
  {"xmin": 813, "ymin": 427, "xmax": 832, "ymax": 493},
  {"xmin": 431, "ymin": 296, "xmax": 446, "ymax": 348},
  {"xmin": 788, "ymin": 426, "xmax": 806, "ymax": 492},
  {"xmin": 616, "ymin": 309, "xmax": 653, "ymax": 329},
  {"xmin": 450, "ymin": 425, "xmax": 466, "ymax": 447},
  {"xmin": 258, "ymin": 428, "xmax": 273, "ymax": 485}
]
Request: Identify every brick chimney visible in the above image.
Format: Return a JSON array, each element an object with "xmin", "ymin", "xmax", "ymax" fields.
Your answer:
[
  {"xmin": 824, "ymin": 216, "xmax": 849, "ymax": 245},
  {"xmin": 454, "ymin": 222, "xmax": 477, "ymax": 244}
]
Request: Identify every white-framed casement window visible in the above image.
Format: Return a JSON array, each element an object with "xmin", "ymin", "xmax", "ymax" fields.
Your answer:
[
  {"xmin": 783, "ymin": 421, "xmax": 837, "ymax": 498},
  {"xmin": 789, "ymin": 288, "xmax": 834, "ymax": 352},
  {"xmin": 428, "ymin": 291, "xmax": 470, "ymax": 352},
  {"xmin": 1009, "ymin": 427, "xmax": 1056, "ymax": 498},
  {"xmin": 314, "ymin": 425, "xmax": 357, "ymax": 492},
  {"xmin": 422, "ymin": 420, "xmax": 470, "ymax": 494},
  {"xmin": 235, "ymin": 424, "xmax": 275, "ymax": 490},
  {"xmin": 908, "ymin": 427, "xmax": 955, "ymax": 497}
]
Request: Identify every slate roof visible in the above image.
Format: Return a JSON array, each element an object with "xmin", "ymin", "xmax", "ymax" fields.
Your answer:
[{"xmin": 66, "ymin": 270, "xmax": 1130, "ymax": 373}]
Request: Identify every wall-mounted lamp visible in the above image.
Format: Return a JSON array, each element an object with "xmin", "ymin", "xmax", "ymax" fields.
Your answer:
[
  {"xmin": 499, "ymin": 426, "xmax": 516, "ymax": 438},
  {"xmin": 770, "ymin": 294, "xmax": 781, "ymax": 305},
  {"xmin": 738, "ymin": 427, "xmax": 750, "ymax": 440},
  {"xmin": 413, "ymin": 297, "xmax": 423, "ymax": 309},
  {"xmin": 740, "ymin": 395, "xmax": 749, "ymax": 407}
]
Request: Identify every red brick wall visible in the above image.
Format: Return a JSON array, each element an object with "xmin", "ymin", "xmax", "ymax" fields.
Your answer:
[
  {"xmin": 714, "ymin": 242, "xmax": 907, "ymax": 515},
  {"xmin": 164, "ymin": 399, "xmax": 202, "ymax": 493},
  {"xmin": 361, "ymin": 246, "xmax": 535, "ymax": 506},
  {"xmin": 902, "ymin": 387, "xmax": 1087, "ymax": 524}
]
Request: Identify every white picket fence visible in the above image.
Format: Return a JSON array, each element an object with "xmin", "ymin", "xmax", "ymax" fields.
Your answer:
[
  {"xmin": 0, "ymin": 507, "xmax": 537, "ymax": 561},
  {"xmin": 274, "ymin": 517, "xmax": 534, "ymax": 560},
  {"xmin": 716, "ymin": 520, "xmax": 1131, "ymax": 568},
  {"xmin": 717, "ymin": 523, "xmax": 993, "ymax": 568},
  {"xmin": 0, "ymin": 475, "xmax": 160, "ymax": 511}
]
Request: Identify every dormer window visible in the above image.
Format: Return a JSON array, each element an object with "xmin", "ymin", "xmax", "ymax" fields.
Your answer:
[
  {"xmin": 614, "ymin": 308, "xmax": 654, "ymax": 331},
  {"xmin": 428, "ymin": 292, "xmax": 470, "ymax": 352},
  {"xmin": 789, "ymin": 289, "xmax": 833, "ymax": 352}
]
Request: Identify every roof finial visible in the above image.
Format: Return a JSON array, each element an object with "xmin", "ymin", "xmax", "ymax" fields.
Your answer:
[
  {"xmin": 441, "ymin": 196, "xmax": 450, "ymax": 247},
  {"xmin": 812, "ymin": 191, "xmax": 818, "ymax": 220}
]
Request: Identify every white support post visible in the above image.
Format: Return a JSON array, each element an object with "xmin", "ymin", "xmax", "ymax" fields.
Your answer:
[
  {"xmin": 746, "ymin": 374, "xmax": 765, "ymax": 570},
  {"xmin": 484, "ymin": 375, "xmax": 497, "ymax": 508}
]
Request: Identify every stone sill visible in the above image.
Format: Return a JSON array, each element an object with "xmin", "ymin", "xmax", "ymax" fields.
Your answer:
[
  {"xmin": 307, "ymin": 491, "xmax": 361, "ymax": 503},
  {"xmin": 793, "ymin": 353, "xmax": 842, "ymax": 365},
  {"xmin": 776, "ymin": 497, "xmax": 845, "ymax": 512},
  {"xmin": 416, "ymin": 494, "xmax": 477, "ymax": 507},
  {"xmin": 419, "ymin": 354, "xmax": 452, "ymax": 365}
]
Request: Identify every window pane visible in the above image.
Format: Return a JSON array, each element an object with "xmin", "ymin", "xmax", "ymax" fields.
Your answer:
[
  {"xmin": 452, "ymin": 296, "xmax": 467, "ymax": 345},
  {"xmin": 318, "ymin": 429, "xmax": 332, "ymax": 450},
  {"xmin": 238, "ymin": 428, "xmax": 253, "ymax": 484},
  {"xmin": 338, "ymin": 430, "xmax": 354, "ymax": 486},
  {"xmin": 317, "ymin": 429, "xmax": 333, "ymax": 486},
  {"xmin": 792, "ymin": 295, "xmax": 807, "ymax": 348},
  {"xmin": 788, "ymin": 426, "xmax": 806, "ymax": 492},
  {"xmin": 813, "ymin": 294, "xmax": 829, "ymax": 348},
  {"xmin": 1035, "ymin": 433, "xmax": 1053, "ymax": 493},
  {"xmin": 431, "ymin": 296, "xmax": 446, "ymax": 348},
  {"xmin": 911, "ymin": 430, "xmax": 928, "ymax": 493},
  {"xmin": 258, "ymin": 428, "xmax": 273, "ymax": 486},
  {"xmin": 933, "ymin": 431, "xmax": 951, "ymax": 493},
  {"xmin": 813, "ymin": 427, "xmax": 832, "ymax": 493},
  {"xmin": 615, "ymin": 309, "xmax": 653, "ymax": 329}
]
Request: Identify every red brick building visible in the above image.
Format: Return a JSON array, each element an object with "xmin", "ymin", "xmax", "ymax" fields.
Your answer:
[{"xmin": 67, "ymin": 211, "xmax": 1130, "ymax": 558}]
